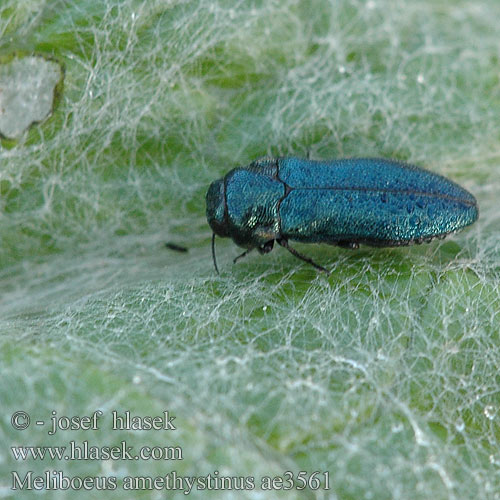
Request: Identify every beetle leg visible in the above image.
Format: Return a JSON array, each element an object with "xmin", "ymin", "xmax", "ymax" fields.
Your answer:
[
  {"xmin": 233, "ymin": 248, "xmax": 254, "ymax": 264},
  {"xmin": 258, "ymin": 240, "xmax": 274, "ymax": 254},
  {"xmin": 277, "ymin": 239, "xmax": 330, "ymax": 274},
  {"xmin": 336, "ymin": 241, "xmax": 359, "ymax": 249},
  {"xmin": 234, "ymin": 239, "xmax": 275, "ymax": 264}
]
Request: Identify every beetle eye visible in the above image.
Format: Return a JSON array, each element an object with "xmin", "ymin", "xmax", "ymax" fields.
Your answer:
[{"xmin": 206, "ymin": 179, "xmax": 229, "ymax": 237}]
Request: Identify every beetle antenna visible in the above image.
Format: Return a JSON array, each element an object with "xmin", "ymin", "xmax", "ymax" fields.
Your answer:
[
  {"xmin": 277, "ymin": 239, "xmax": 330, "ymax": 274},
  {"xmin": 211, "ymin": 233, "xmax": 219, "ymax": 274}
]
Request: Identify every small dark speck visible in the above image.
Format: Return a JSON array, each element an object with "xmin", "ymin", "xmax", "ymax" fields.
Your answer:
[{"xmin": 165, "ymin": 242, "xmax": 188, "ymax": 253}]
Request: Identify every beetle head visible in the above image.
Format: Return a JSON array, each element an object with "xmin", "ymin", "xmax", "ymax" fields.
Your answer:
[{"xmin": 206, "ymin": 179, "xmax": 229, "ymax": 237}]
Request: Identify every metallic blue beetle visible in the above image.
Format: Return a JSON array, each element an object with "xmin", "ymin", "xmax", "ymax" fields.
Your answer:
[{"xmin": 206, "ymin": 157, "xmax": 478, "ymax": 273}]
